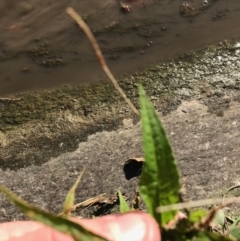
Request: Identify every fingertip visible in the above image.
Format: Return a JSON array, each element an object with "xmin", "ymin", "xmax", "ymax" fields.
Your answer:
[
  {"xmin": 80, "ymin": 212, "xmax": 161, "ymax": 241},
  {"xmin": 0, "ymin": 212, "xmax": 161, "ymax": 241},
  {"xmin": 115, "ymin": 212, "xmax": 161, "ymax": 241},
  {"xmin": 0, "ymin": 221, "xmax": 73, "ymax": 241}
]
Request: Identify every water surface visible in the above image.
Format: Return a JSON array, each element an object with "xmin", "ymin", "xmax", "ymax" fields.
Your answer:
[{"xmin": 1, "ymin": 0, "xmax": 240, "ymax": 95}]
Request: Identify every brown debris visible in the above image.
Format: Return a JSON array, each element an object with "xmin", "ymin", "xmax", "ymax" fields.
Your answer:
[
  {"xmin": 0, "ymin": 97, "xmax": 22, "ymax": 103},
  {"xmin": 58, "ymin": 193, "xmax": 123, "ymax": 216},
  {"xmin": 120, "ymin": 2, "xmax": 131, "ymax": 12},
  {"xmin": 131, "ymin": 189, "xmax": 141, "ymax": 210}
]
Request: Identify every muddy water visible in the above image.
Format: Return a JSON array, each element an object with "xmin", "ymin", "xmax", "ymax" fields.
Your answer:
[{"xmin": 1, "ymin": 0, "xmax": 240, "ymax": 95}]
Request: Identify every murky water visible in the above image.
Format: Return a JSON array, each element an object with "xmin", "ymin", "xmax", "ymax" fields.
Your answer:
[{"xmin": 1, "ymin": 0, "xmax": 240, "ymax": 95}]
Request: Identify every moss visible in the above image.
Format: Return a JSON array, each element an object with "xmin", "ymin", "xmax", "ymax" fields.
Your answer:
[{"xmin": 0, "ymin": 83, "xmax": 122, "ymax": 131}]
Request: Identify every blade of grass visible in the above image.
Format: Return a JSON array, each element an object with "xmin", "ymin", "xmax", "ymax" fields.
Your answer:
[
  {"xmin": 0, "ymin": 185, "xmax": 107, "ymax": 241},
  {"xmin": 229, "ymin": 216, "xmax": 240, "ymax": 230},
  {"xmin": 139, "ymin": 85, "xmax": 181, "ymax": 225},
  {"xmin": 63, "ymin": 169, "xmax": 85, "ymax": 217},
  {"xmin": 118, "ymin": 190, "xmax": 130, "ymax": 213}
]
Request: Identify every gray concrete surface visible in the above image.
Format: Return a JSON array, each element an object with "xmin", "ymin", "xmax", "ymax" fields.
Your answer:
[{"xmin": 1, "ymin": 98, "xmax": 240, "ymax": 221}]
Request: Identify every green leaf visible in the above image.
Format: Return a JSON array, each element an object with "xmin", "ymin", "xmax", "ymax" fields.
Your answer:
[
  {"xmin": 196, "ymin": 231, "xmax": 233, "ymax": 241},
  {"xmin": 63, "ymin": 169, "xmax": 85, "ymax": 217},
  {"xmin": 230, "ymin": 227, "xmax": 240, "ymax": 239},
  {"xmin": 229, "ymin": 216, "xmax": 240, "ymax": 239},
  {"xmin": 189, "ymin": 209, "xmax": 207, "ymax": 223},
  {"xmin": 229, "ymin": 216, "xmax": 240, "ymax": 230},
  {"xmin": 118, "ymin": 190, "xmax": 130, "ymax": 213},
  {"xmin": 0, "ymin": 185, "xmax": 107, "ymax": 241},
  {"xmin": 211, "ymin": 208, "xmax": 225, "ymax": 228},
  {"xmin": 139, "ymin": 85, "xmax": 181, "ymax": 225}
]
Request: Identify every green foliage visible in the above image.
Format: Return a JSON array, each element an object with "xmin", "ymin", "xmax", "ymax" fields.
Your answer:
[
  {"xmin": 118, "ymin": 190, "xmax": 130, "ymax": 213},
  {"xmin": 229, "ymin": 216, "xmax": 240, "ymax": 239},
  {"xmin": 139, "ymin": 85, "xmax": 181, "ymax": 225},
  {"xmin": 211, "ymin": 208, "xmax": 226, "ymax": 229},
  {"xmin": 229, "ymin": 216, "xmax": 240, "ymax": 230},
  {"xmin": 138, "ymin": 86, "xmax": 237, "ymax": 241},
  {"xmin": 229, "ymin": 227, "xmax": 240, "ymax": 239},
  {"xmin": 63, "ymin": 169, "xmax": 85, "ymax": 217},
  {"xmin": 0, "ymin": 185, "xmax": 107, "ymax": 241},
  {"xmin": 189, "ymin": 209, "xmax": 208, "ymax": 223}
]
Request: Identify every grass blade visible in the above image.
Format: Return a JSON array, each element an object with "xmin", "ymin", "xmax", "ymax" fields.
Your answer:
[
  {"xmin": 118, "ymin": 190, "xmax": 130, "ymax": 213},
  {"xmin": 0, "ymin": 185, "xmax": 107, "ymax": 241},
  {"xmin": 139, "ymin": 85, "xmax": 181, "ymax": 225},
  {"xmin": 229, "ymin": 216, "xmax": 240, "ymax": 230},
  {"xmin": 63, "ymin": 169, "xmax": 85, "ymax": 217}
]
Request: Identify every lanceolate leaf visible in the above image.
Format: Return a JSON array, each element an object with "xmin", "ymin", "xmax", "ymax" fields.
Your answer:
[
  {"xmin": 0, "ymin": 185, "xmax": 107, "ymax": 241},
  {"xmin": 118, "ymin": 190, "xmax": 130, "ymax": 213},
  {"xmin": 139, "ymin": 85, "xmax": 181, "ymax": 225},
  {"xmin": 63, "ymin": 169, "xmax": 85, "ymax": 217}
]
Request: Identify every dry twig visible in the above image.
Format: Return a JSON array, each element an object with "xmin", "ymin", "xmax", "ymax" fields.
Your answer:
[
  {"xmin": 58, "ymin": 193, "xmax": 107, "ymax": 216},
  {"xmin": 156, "ymin": 196, "xmax": 240, "ymax": 213},
  {"xmin": 0, "ymin": 97, "xmax": 22, "ymax": 102},
  {"xmin": 66, "ymin": 7, "xmax": 139, "ymax": 116},
  {"xmin": 223, "ymin": 184, "xmax": 240, "ymax": 202}
]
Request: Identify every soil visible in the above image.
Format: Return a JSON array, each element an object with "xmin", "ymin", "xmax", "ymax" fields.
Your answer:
[{"xmin": 1, "ymin": 1, "xmax": 240, "ymax": 222}]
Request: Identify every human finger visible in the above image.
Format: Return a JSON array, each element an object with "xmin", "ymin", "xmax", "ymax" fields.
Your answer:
[{"xmin": 0, "ymin": 212, "xmax": 160, "ymax": 241}]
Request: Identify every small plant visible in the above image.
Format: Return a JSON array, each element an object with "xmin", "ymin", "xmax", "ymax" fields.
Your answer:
[{"xmin": 118, "ymin": 190, "xmax": 130, "ymax": 213}]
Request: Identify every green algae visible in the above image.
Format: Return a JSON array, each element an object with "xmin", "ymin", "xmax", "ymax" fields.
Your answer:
[{"xmin": 0, "ymin": 83, "xmax": 121, "ymax": 132}]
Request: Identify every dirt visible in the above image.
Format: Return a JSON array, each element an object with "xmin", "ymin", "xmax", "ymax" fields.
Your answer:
[{"xmin": 1, "ymin": 1, "xmax": 240, "ymax": 222}]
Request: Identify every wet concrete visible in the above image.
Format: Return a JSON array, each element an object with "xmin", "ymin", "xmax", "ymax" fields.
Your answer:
[{"xmin": 1, "ymin": 0, "xmax": 240, "ymax": 95}]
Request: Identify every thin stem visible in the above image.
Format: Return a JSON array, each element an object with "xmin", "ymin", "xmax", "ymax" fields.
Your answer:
[
  {"xmin": 66, "ymin": 7, "xmax": 140, "ymax": 116},
  {"xmin": 156, "ymin": 196, "xmax": 240, "ymax": 213}
]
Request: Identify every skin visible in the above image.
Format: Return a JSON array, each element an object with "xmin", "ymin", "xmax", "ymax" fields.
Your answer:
[{"xmin": 0, "ymin": 212, "xmax": 161, "ymax": 241}]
